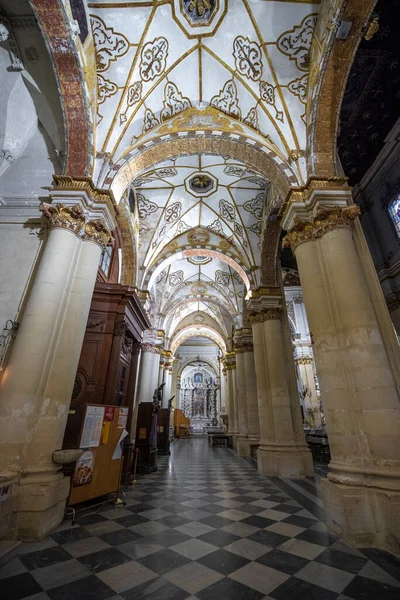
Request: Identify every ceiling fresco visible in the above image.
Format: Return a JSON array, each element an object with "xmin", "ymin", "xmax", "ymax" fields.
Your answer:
[{"xmin": 88, "ymin": 0, "xmax": 320, "ymax": 185}]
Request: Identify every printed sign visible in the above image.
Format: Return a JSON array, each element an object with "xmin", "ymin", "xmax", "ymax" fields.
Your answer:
[
  {"xmin": 104, "ymin": 406, "xmax": 115, "ymax": 422},
  {"xmin": 73, "ymin": 450, "xmax": 95, "ymax": 487}
]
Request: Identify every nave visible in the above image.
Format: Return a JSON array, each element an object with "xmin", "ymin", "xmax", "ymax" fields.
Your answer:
[{"xmin": 2, "ymin": 438, "xmax": 400, "ymax": 600}]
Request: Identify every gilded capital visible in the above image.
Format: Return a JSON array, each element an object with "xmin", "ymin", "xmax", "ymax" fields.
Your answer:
[
  {"xmin": 39, "ymin": 202, "xmax": 85, "ymax": 234},
  {"xmin": 234, "ymin": 342, "xmax": 254, "ymax": 353},
  {"xmin": 248, "ymin": 307, "xmax": 282, "ymax": 323},
  {"xmin": 282, "ymin": 205, "xmax": 361, "ymax": 251},
  {"xmin": 141, "ymin": 342, "xmax": 159, "ymax": 354},
  {"xmin": 40, "ymin": 202, "xmax": 114, "ymax": 249},
  {"xmin": 84, "ymin": 219, "xmax": 114, "ymax": 249},
  {"xmin": 295, "ymin": 356, "xmax": 313, "ymax": 365}
]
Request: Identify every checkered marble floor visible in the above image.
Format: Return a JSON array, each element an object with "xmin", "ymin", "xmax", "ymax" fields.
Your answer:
[{"xmin": 2, "ymin": 438, "xmax": 400, "ymax": 600}]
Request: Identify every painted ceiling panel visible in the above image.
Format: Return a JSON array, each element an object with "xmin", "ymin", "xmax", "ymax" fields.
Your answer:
[
  {"xmin": 88, "ymin": 0, "xmax": 318, "ymax": 181},
  {"xmin": 86, "ymin": 0, "xmax": 319, "ymax": 344}
]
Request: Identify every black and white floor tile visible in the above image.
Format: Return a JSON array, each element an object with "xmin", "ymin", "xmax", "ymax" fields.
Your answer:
[{"xmin": 1, "ymin": 438, "xmax": 400, "ymax": 600}]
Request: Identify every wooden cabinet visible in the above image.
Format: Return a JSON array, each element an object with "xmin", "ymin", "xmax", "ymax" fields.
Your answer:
[{"xmin": 62, "ymin": 282, "xmax": 150, "ymax": 483}]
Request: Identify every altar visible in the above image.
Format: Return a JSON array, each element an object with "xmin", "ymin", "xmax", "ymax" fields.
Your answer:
[{"xmin": 180, "ymin": 370, "xmax": 218, "ymax": 433}]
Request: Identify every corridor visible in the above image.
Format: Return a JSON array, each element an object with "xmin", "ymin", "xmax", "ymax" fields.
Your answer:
[{"xmin": 2, "ymin": 438, "xmax": 400, "ymax": 600}]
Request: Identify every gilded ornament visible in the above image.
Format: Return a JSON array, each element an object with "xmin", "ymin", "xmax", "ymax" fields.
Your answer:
[
  {"xmin": 282, "ymin": 205, "xmax": 361, "ymax": 251},
  {"xmin": 139, "ymin": 37, "xmax": 169, "ymax": 82},
  {"xmin": 248, "ymin": 307, "xmax": 282, "ymax": 323},
  {"xmin": 84, "ymin": 219, "xmax": 114, "ymax": 248},
  {"xmin": 39, "ymin": 202, "xmax": 85, "ymax": 233},
  {"xmin": 187, "ymin": 228, "xmax": 211, "ymax": 245},
  {"xmin": 365, "ymin": 15, "xmax": 379, "ymax": 41},
  {"xmin": 90, "ymin": 16, "xmax": 129, "ymax": 72},
  {"xmin": 233, "ymin": 36, "xmax": 263, "ymax": 82}
]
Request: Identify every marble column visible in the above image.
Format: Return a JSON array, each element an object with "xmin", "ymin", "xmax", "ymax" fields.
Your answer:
[
  {"xmin": 248, "ymin": 291, "xmax": 313, "ymax": 479},
  {"xmin": 0, "ymin": 179, "xmax": 116, "ymax": 539},
  {"xmin": 282, "ymin": 182, "xmax": 400, "ymax": 554}
]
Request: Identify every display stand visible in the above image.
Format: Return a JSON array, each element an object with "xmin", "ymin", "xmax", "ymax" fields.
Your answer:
[{"xmin": 65, "ymin": 404, "xmax": 128, "ymax": 523}]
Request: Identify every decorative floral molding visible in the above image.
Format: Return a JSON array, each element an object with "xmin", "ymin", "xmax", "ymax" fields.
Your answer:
[
  {"xmin": 248, "ymin": 307, "xmax": 282, "ymax": 323},
  {"xmin": 39, "ymin": 202, "xmax": 114, "ymax": 248},
  {"xmin": 282, "ymin": 205, "xmax": 360, "ymax": 251}
]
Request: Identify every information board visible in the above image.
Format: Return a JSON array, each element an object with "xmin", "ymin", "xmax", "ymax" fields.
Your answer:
[{"xmin": 68, "ymin": 404, "xmax": 128, "ymax": 506}]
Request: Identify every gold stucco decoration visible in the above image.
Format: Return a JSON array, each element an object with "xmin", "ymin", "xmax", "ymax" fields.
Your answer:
[{"xmin": 282, "ymin": 205, "xmax": 361, "ymax": 251}]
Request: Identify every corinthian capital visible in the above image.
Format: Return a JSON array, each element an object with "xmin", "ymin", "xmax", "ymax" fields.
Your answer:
[
  {"xmin": 39, "ymin": 203, "xmax": 85, "ymax": 234},
  {"xmin": 84, "ymin": 219, "xmax": 114, "ymax": 249},
  {"xmin": 282, "ymin": 205, "xmax": 360, "ymax": 251},
  {"xmin": 248, "ymin": 307, "xmax": 282, "ymax": 323},
  {"xmin": 40, "ymin": 202, "xmax": 114, "ymax": 249}
]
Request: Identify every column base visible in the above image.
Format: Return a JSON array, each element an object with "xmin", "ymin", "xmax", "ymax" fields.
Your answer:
[
  {"xmin": 15, "ymin": 473, "xmax": 70, "ymax": 540},
  {"xmin": 257, "ymin": 442, "xmax": 314, "ymax": 478},
  {"xmin": 246, "ymin": 436, "xmax": 260, "ymax": 459},
  {"xmin": 321, "ymin": 476, "xmax": 400, "ymax": 556},
  {"xmin": 228, "ymin": 432, "xmax": 239, "ymax": 449},
  {"xmin": 237, "ymin": 436, "xmax": 248, "ymax": 457}
]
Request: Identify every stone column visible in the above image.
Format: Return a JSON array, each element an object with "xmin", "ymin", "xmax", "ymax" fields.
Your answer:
[
  {"xmin": 225, "ymin": 352, "xmax": 238, "ymax": 443},
  {"xmin": 243, "ymin": 348, "xmax": 260, "ymax": 454},
  {"xmin": 163, "ymin": 367, "xmax": 172, "ymax": 407},
  {"xmin": 0, "ymin": 177, "xmax": 116, "ymax": 539},
  {"xmin": 282, "ymin": 181, "xmax": 400, "ymax": 554},
  {"xmin": 234, "ymin": 350, "xmax": 248, "ymax": 456},
  {"xmin": 248, "ymin": 290, "xmax": 313, "ymax": 478},
  {"xmin": 295, "ymin": 356, "xmax": 322, "ymax": 428}
]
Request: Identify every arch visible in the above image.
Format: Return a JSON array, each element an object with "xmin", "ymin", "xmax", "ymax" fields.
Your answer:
[
  {"xmin": 147, "ymin": 247, "xmax": 251, "ymax": 292},
  {"xmin": 170, "ymin": 325, "xmax": 226, "ymax": 355},
  {"xmin": 308, "ymin": 0, "xmax": 377, "ymax": 178},
  {"xmin": 31, "ymin": 0, "xmax": 91, "ymax": 176},
  {"xmin": 116, "ymin": 199, "xmax": 137, "ymax": 287},
  {"xmin": 167, "ymin": 308, "xmax": 226, "ymax": 339},
  {"xmin": 163, "ymin": 296, "xmax": 235, "ymax": 327},
  {"xmin": 177, "ymin": 356, "xmax": 218, "ymax": 378},
  {"xmin": 111, "ymin": 136, "xmax": 296, "ymax": 205}
]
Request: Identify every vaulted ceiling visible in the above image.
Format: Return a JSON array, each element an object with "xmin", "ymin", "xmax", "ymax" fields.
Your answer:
[
  {"xmin": 134, "ymin": 153, "xmax": 267, "ymax": 336},
  {"xmin": 89, "ymin": 0, "xmax": 319, "ymax": 184},
  {"xmin": 84, "ymin": 0, "xmax": 320, "ymax": 347}
]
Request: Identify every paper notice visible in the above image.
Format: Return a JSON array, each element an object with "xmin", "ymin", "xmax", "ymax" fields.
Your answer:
[
  {"xmin": 117, "ymin": 407, "xmax": 129, "ymax": 429},
  {"xmin": 112, "ymin": 429, "xmax": 129, "ymax": 460},
  {"xmin": 80, "ymin": 406, "xmax": 105, "ymax": 448}
]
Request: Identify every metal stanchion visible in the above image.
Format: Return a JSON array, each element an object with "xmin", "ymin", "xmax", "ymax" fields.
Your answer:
[
  {"xmin": 112, "ymin": 456, "xmax": 125, "ymax": 505},
  {"xmin": 132, "ymin": 448, "xmax": 140, "ymax": 484}
]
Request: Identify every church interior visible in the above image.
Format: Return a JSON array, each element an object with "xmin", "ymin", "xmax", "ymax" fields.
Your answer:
[{"xmin": 1, "ymin": 0, "xmax": 400, "ymax": 598}]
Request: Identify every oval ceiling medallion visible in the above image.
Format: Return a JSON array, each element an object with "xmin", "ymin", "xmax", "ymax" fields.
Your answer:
[
  {"xmin": 187, "ymin": 228, "xmax": 211, "ymax": 245},
  {"xmin": 191, "ymin": 283, "xmax": 208, "ymax": 294}
]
